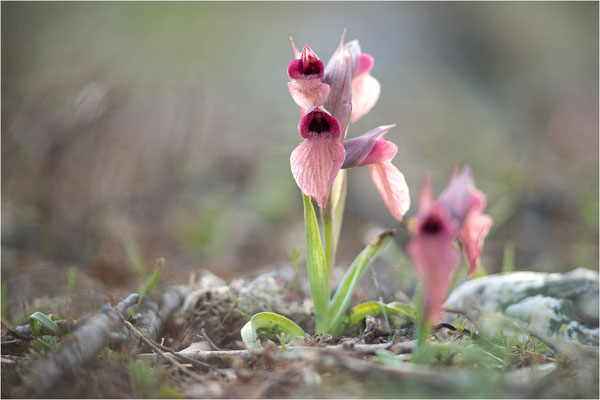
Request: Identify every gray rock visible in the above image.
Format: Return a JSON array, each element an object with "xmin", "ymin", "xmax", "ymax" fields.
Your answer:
[{"xmin": 444, "ymin": 268, "xmax": 599, "ymax": 346}]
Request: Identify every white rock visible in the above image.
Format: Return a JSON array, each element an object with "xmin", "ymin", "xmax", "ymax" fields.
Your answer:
[{"xmin": 444, "ymin": 269, "xmax": 599, "ymax": 346}]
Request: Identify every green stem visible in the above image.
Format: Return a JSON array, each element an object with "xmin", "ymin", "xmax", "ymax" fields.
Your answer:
[
  {"xmin": 412, "ymin": 284, "xmax": 433, "ymax": 364},
  {"xmin": 322, "ymin": 205, "xmax": 334, "ymax": 287},
  {"xmin": 322, "ymin": 170, "xmax": 347, "ymax": 280}
]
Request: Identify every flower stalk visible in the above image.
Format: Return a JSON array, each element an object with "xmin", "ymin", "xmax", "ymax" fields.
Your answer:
[{"xmin": 321, "ymin": 169, "xmax": 347, "ymax": 280}]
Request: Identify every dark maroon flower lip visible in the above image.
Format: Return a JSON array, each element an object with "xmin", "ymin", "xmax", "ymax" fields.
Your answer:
[
  {"xmin": 287, "ymin": 46, "xmax": 325, "ymax": 80},
  {"xmin": 287, "ymin": 58, "xmax": 325, "ymax": 80},
  {"xmin": 417, "ymin": 205, "xmax": 453, "ymax": 238},
  {"xmin": 298, "ymin": 106, "xmax": 341, "ymax": 140},
  {"xmin": 420, "ymin": 215, "xmax": 443, "ymax": 235}
]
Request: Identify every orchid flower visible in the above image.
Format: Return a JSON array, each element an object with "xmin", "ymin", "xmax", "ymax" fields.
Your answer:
[
  {"xmin": 342, "ymin": 125, "xmax": 410, "ymax": 221},
  {"xmin": 408, "ymin": 175, "xmax": 461, "ymax": 324},
  {"xmin": 290, "ymin": 107, "xmax": 345, "ymax": 209},
  {"xmin": 439, "ymin": 167, "xmax": 493, "ymax": 278},
  {"xmin": 287, "ymin": 41, "xmax": 330, "ymax": 109},
  {"xmin": 343, "ymin": 41, "xmax": 381, "ymax": 123},
  {"xmin": 408, "ymin": 167, "xmax": 492, "ymax": 323}
]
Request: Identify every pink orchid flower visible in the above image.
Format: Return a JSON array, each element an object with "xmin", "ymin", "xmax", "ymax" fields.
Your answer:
[
  {"xmin": 344, "ymin": 41, "xmax": 381, "ymax": 123},
  {"xmin": 290, "ymin": 107, "xmax": 346, "ymax": 208},
  {"xmin": 342, "ymin": 125, "xmax": 410, "ymax": 221},
  {"xmin": 439, "ymin": 166, "xmax": 493, "ymax": 278},
  {"xmin": 408, "ymin": 167, "xmax": 492, "ymax": 323},
  {"xmin": 287, "ymin": 41, "xmax": 330, "ymax": 109},
  {"xmin": 407, "ymin": 175, "xmax": 461, "ymax": 324}
]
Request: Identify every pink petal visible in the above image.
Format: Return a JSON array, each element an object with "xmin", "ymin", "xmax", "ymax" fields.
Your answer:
[
  {"xmin": 460, "ymin": 211, "xmax": 493, "ymax": 278},
  {"xmin": 438, "ymin": 165, "xmax": 474, "ymax": 222},
  {"xmin": 298, "ymin": 106, "xmax": 308, "ymax": 120},
  {"xmin": 300, "ymin": 45, "xmax": 321, "ymax": 74},
  {"xmin": 418, "ymin": 173, "xmax": 434, "ymax": 212},
  {"xmin": 370, "ymin": 161, "xmax": 410, "ymax": 221},
  {"xmin": 342, "ymin": 124, "xmax": 396, "ymax": 168},
  {"xmin": 289, "ymin": 37, "xmax": 301, "ymax": 59},
  {"xmin": 408, "ymin": 233, "xmax": 460, "ymax": 324},
  {"xmin": 290, "ymin": 137, "xmax": 345, "ymax": 209},
  {"xmin": 288, "ymin": 80, "xmax": 330, "ymax": 109},
  {"xmin": 351, "ymin": 73, "xmax": 381, "ymax": 122},
  {"xmin": 361, "ymin": 140, "xmax": 397, "ymax": 165},
  {"xmin": 356, "ymin": 54, "xmax": 374, "ymax": 76}
]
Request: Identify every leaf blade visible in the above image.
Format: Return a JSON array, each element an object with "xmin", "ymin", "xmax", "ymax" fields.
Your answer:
[
  {"xmin": 303, "ymin": 193, "xmax": 330, "ymax": 334},
  {"xmin": 241, "ymin": 312, "xmax": 306, "ymax": 350},
  {"xmin": 348, "ymin": 301, "xmax": 416, "ymax": 328},
  {"xmin": 29, "ymin": 311, "xmax": 65, "ymax": 337},
  {"xmin": 328, "ymin": 230, "xmax": 394, "ymax": 336}
]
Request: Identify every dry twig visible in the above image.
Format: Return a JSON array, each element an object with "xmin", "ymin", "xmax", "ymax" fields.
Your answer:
[
  {"xmin": 135, "ymin": 286, "xmax": 188, "ymax": 343},
  {"xmin": 122, "ymin": 319, "xmax": 207, "ymax": 381},
  {"xmin": 25, "ymin": 293, "xmax": 139, "ymax": 396}
]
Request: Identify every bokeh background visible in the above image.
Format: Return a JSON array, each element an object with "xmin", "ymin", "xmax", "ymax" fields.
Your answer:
[{"xmin": 2, "ymin": 2, "xmax": 598, "ymax": 320}]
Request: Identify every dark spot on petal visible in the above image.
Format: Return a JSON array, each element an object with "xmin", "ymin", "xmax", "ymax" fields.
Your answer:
[
  {"xmin": 309, "ymin": 114, "xmax": 330, "ymax": 134},
  {"xmin": 303, "ymin": 61, "xmax": 321, "ymax": 76},
  {"xmin": 421, "ymin": 215, "xmax": 443, "ymax": 235}
]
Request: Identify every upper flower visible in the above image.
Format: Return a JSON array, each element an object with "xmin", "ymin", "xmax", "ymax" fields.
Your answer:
[
  {"xmin": 287, "ymin": 44, "xmax": 325, "ymax": 80},
  {"xmin": 287, "ymin": 42, "xmax": 330, "ymax": 109},
  {"xmin": 290, "ymin": 107, "xmax": 346, "ymax": 208}
]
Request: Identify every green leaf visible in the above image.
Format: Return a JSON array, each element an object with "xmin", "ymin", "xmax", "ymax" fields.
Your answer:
[
  {"xmin": 139, "ymin": 258, "xmax": 164, "ymax": 302},
  {"xmin": 328, "ymin": 230, "xmax": 394, "ymax": 336},
  {"xmin": 31, "ymin": 338, "xmax": 54, "ymax": 353},
  {"xmin": 303, "ymin": 193, "xmax": 330, "ymax": 334},
  {"xmin": 347, "ymin": 301, "xmax": 416, "ymax": 329},
  {"xmin": 241, "ymin": 312, "xmax": 306, "ymax": 350},
  {"xmin": 29, "ymin": 311, "xmax": 64, "ymax": 337}
]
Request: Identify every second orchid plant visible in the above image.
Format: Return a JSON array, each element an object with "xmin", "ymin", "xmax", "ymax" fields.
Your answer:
[{"xmin": 241, "ymin": 31, "xmax": 492, "ymax": 352}]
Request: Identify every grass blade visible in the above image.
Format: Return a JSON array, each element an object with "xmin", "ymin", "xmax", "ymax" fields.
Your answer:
[
  {"xmin": 348, "ymin": 301, "xmax": 416, "ymax": 328},
  {"xmin": 139, "ymin": 258, "xmax": 164, "ymax": 302},
  {"xmin": 328, "ymin": 230, "xmax": 394, "ymax": 336},
  {"xmin": 29, "ymin": 311, "xmax": 65, "ymax": 337},
  {"xmin": 241, "ymin": 312, "xmax": 306, "ymax": 350},
  {"xmin": 303, "ymin": 193, "xmax": 330, "ymax": 334}
]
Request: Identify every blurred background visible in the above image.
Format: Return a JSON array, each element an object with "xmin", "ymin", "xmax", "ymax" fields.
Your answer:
[{"xmin": 2, "ymin": 2, "xmax": 598, "ymax": 320}]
